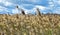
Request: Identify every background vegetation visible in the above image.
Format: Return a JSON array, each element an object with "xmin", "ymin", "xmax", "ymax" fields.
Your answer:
[{"xmin": 0, "ymin": 14, "xmax": 60, "ymax": 35}]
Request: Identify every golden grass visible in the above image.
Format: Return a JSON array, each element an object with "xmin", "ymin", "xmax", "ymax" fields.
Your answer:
[{"xmin": 0, "ymin": 14, "xmax": 60, "ymax": 35}]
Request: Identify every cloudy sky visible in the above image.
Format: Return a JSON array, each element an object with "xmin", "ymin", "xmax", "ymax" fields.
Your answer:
[{"xmin": 0, "ymin": 0, "xmax": 60, "ymax": 14}]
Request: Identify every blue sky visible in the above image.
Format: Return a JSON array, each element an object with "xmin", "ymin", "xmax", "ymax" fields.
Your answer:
[{"xmin": 0, "ymin": 0, "xmax": 60, "ymax": 14}]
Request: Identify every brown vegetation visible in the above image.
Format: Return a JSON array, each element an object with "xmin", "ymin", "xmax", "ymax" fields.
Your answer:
[{"xmin": 0, "ymin": 14, "xmax": 60, "ymax": 35}]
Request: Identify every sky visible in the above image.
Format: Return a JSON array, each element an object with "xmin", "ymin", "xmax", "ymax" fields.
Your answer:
[{"xmin": 0, "ymin": 0, "xmax": 60, "ymax": 14}]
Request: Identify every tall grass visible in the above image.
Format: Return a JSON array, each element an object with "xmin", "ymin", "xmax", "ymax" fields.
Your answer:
[{"xmin": 0, "ymin": 14, "xmax": 60, "ymax": 35}]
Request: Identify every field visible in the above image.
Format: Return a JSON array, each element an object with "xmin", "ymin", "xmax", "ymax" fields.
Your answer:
[{"xmin": 0, "ymin": 14, "xmax": 60, "ymax": 35}]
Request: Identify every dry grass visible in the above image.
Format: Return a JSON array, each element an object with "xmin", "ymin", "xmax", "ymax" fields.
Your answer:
[{"xmin": 0, "ymin": 14, "xmax": 60, "ymax": 35}]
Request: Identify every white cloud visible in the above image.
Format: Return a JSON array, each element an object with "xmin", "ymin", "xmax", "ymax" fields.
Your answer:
[
  {"xmin": 53, "ymin": 7, "xmax": 60, "ymax": 14},
  {"xmin": 34, "ymin": 5, "xmax": 47, "ymax": 10},
  {"xmin": 12, "ymin": 8, "xmax": 20, "ymax": 14},
  {"xmin": 0, "ymin": 0, "xmax": 5, "ymax": 2},
  {"xmin": 0, "ymin": 0, "xmax": 60, "ymax": 14},
  {"xmin": 0, "ymin": 6, "xmax": 10, "ymax": 13},
  {"xmin": 4, "ymin": 1, "xmax": 13, "ymax": 6},
  {"xmin": 0, "ymin": 0, "xmax": 15, "ymax": 6},
  {"xmin": 0, "ymin": 0, "xmax": 15, "ymax": 14},
  {"xmin": 48, "ymin": 0, "xmax": 55, "ymax": 8},
  {"xmin": 53, "ymin": 10, "xmax": 60, "ymax": 14},
  {"xmin": 21, "ymin": 0, "xmax": 41, "ymax": 3},
  {"xmin": 27, "ymin": 0, "xmax": 41, "ymax": 3},
  {"xmin": 48, "ymin": 0, "xmax": 60, "ymax": 14},
  {"xmin": 20, "ymin": 5, "xmax": 47, "ymax": 14},
  {"xmin": 53, "ymin": 0, "xmax": 60, "ymax": 5},
  {"xmin": 21, "ymin": 4, "xmax": 34, "ymax": 7},
  {"xmin": 0, "ymin": 6, "xmax": 7, "ymax": 11},
  {"xmin": 12, "ymin": 5, "xmax": 35, "ymax": 14}
]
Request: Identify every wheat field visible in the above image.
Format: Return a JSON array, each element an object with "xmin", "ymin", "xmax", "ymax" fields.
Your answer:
[{"xmin": 0, "ymin": 14, "xmax": 60, "ymax": 35}]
